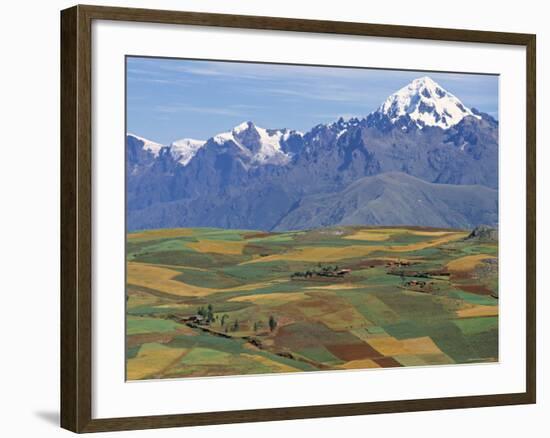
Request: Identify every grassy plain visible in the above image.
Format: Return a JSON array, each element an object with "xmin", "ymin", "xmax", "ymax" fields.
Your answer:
[{"xmin": 126, "ymin": 226, "xmax": 498, "ymax": 380}]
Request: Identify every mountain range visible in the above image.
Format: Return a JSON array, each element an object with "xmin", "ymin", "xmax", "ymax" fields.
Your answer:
[{"xmin": 126, "ymin": 76, "xmax": 498, "ymax": 231}]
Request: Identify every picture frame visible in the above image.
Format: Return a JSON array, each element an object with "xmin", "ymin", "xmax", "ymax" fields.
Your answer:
[{"xmin": 60, "ymin": 4, "xmax": 536, "ymax": 433}]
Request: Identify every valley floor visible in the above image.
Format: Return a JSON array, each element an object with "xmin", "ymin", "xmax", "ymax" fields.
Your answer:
[{"xmin": 126, "ymin": 226, "xmax": 498, "ymax": 380}]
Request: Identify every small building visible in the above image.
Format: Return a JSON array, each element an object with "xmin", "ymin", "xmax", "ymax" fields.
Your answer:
[
  {"xmin": 406, "ymin": 280, "xmax": 426, "ymax": 288},
  {"xmin": 336, "ymin": 269, "xmax": 352, "ymax": 277},
  {"xmin": 184, "ymin": 314, "xmax": 205, "ymax": 324}
]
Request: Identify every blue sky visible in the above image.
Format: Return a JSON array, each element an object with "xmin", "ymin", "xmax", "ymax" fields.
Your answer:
[{"xmin": 126, "ymin": 57, "xmax": 499, "ymax": 144}]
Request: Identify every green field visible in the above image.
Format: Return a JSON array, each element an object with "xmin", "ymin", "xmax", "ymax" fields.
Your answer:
[{"xmin": 125, "ymin": 226, "xmax": 498, "ymax": 380}]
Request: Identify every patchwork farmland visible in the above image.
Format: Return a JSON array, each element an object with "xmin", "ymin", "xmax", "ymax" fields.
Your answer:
[{"xmin": 126, "ymin": 226, "xmax": 498, "ymax": 380}]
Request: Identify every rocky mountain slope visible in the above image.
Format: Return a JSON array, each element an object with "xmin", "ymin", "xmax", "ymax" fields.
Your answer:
[{"xmin": 126, "ymin": 76, "xmax": 499, "ymax": 231}]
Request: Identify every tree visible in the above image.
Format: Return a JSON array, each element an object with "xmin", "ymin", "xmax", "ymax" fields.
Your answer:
[
  {"xmin": 269, "ymin": 315, "xmax": 277, "ymax": 332},
  {"xmin": 232, "ymin": 319, "xmax": 240, "ymax": 332},
  {"xmin": 206, "ymin": 304, "xmax": 214, "ymax": 323}
]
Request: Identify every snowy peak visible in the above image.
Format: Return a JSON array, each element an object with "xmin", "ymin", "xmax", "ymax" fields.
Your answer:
[
  {"xmin": 377, "ymin": 76, "xmax": 480, "ymax": 129},
  {"xmin": 212, "ymin": 121, "xmax": 302, "ymax": 166},
  {"xmin": 233, "ymin": 120, "xmax": 255, "ymax": 135},
  {"xmin": 170, "ymin": 138, "xmax": 206, "ymax": 166},
  {"xmin": 254, "ymin": 126, "xmax": 291, "ymax": 165},
  {"xmin": 127, "ymin": 133, "xmax": 205, "ymax": 166},
  {"xmin": 127, "ymin": 133, "xmax": 164, "ymax": 156}
]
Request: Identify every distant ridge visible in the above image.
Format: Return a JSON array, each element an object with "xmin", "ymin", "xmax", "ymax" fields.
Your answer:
[
  {"xmin": 273, "ymin": 172, "xmax": 498, "ymax": 231},
  {"xmin": 126, "ymin": 76, "xmax": 498, "ymax": 231}
]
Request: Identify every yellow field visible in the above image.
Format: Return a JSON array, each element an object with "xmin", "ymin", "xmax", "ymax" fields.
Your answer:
[
  {"xmin": 128, "ymin": 261, "xmax": 285, "ymax": 297},
  {"xmin": 344, "ymin": 228, "xmax": 454, "ymax": 241},
  {"xmin": 127, "ymin": 262, "xmax": 213, "ymax": 297},
  {"xmin": 343, "ymin": 230, "xmax": 391, "ymax": 241},
  {"xmin": 126, "ymin": 343, "xmax": 187, "ymax": 380},
  {"xmin": 456, "ymin": 305, "xmax": 499, "ymax": 318},
  {"xmin": 386, "ymin": 232, "xmax": 467, "ymax": 252},
  {"xmin": 187, "ymin": 239, "xmax": 247, "ymax": 255},
  {"xmin": 410, "ymin": 230, "xmax": 458, "ymax": 236},
  {"xmin": 229, "ymin": 291, "xmax": 307, "ymax": 304},
  {"xmin": 446, "ymin": 254, "xmax": 495, "ymax": 272},
  {"xmin": 340, "ymin": 358, "xmax": 381, "ymax": 369},
  {"xmin": 128, "ymin": 228, "xmax": 195, "ymax": 240},
  {"xmin": 305, "ymin": 283, "xmax": 367, "ymax": 290},
  {"xmin": 222, "ymin": 280, "xmax": 287, "ymax": 293},
  {"xmin": 242, "ymin": 232, "xmax": 466, "ymax": 264},
  {"xmin": 126, "ymin": 290, "xmax": 160, "ymax": 307},
  {"xmin": 367, "ymin": 336, "xmax": 443, "ymax": 356},
  {"xmin": 394, "ymin": 353, "xmax": 455, "ymax": 367},
  {"xmin": 241, "ymin": 354, "xmax": 300, "ymax": 373}
]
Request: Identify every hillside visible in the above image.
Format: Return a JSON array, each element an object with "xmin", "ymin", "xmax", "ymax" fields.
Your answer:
[
  {"xmin": 126, "ymin": 225, "xmax": 499, "ymax": 379},
  {"xmin": 274, "ymin": 172, "xmax": 498, "ymax": 230}
]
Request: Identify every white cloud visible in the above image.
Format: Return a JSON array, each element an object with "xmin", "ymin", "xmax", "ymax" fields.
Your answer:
[{"xmin": 154, "ymin": 104, "xmax": 245, "ymax": 117}]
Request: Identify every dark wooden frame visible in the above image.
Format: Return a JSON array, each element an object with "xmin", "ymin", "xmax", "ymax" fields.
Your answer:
[{"xmin": 60, "ymin": 4, "xmax": 536, "ymax": 433}]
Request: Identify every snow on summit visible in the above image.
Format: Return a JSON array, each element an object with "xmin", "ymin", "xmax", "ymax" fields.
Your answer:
[
  {"xmin": 127, "ymin": 133, "xmax": 164, "ymax": 156},
  {"xmin": 254, "ymin": 125, "xmax": 292, "ymax": 165},
  {"xmin": 212, "ymin": 121, "xmax": 301, "ymax": 166},
  {"xmin": 170, "ymin": 138, "xmax": 206, "ymax": 166},
  {"xmin": 377, "ymin": 76, "xmax": 480, "ymax": 129}
]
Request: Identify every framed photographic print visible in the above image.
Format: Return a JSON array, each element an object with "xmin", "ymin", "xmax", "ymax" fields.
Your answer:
[{"xmin": 60, "ymin": 4, "xmax": 536, "ymax": 433}]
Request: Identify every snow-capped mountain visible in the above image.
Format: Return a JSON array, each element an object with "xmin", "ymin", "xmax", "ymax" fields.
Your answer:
[
  {"xmin": 212, "ymin": 121, "xmax": 303, "ymax": 166},
  {"xmin": 126, "ymin": 133, "xmax": 205, "ymax": 167},
  {"xmin": 126, "ymin": 76, "xmax": 498, "ymax": 231},
  {"xmin": 127, "ymin": 133, "xmax": 164, "ymax": 156},
  {"xmin": 376, "ymin": 76, "xmax": 480, "ymax": 129},
  {"xmin": 169, "ymin": 138, "xmax": 206, "ymax": 166}
]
